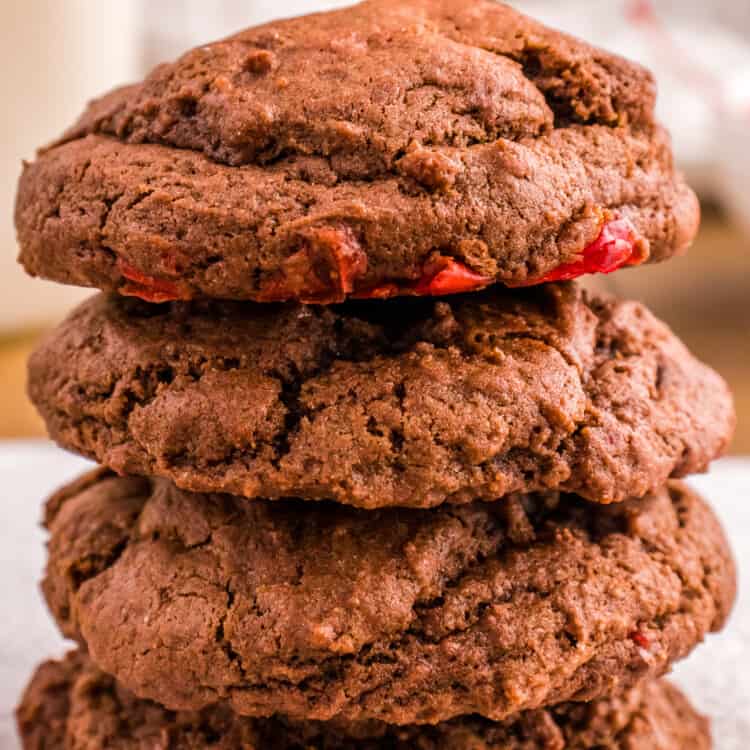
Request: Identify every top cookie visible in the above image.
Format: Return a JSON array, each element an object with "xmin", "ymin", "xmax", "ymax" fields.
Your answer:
[{"xmin": 15, "ymin": 0, "xmax": 698, "ymax": 303}]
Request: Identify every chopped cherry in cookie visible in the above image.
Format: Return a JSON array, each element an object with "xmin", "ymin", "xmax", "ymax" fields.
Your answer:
[
  {"xmin": 119, "ymin": 262, "xmax": 190, "ymax": 303},
  {"xmin": 514, "ymin": 218, "xmax": 647, "ymax": 286},
  {"xmin": 352, "ymin": 283, "xmax": 401, "ymax": 300},
  {"xmin": 117, "ymin": 219, "xmax": 644, "ymax": 304},
  {"xmin": 630, "ymin": 630, "xmax": 651, "ymax": 650},
  {"xmin": 355, "ymin": 219, "xmax": 645, "ymax": 301},
  {"xmin": 353, "ymin": 257, "xmax": 492, "ymax": 300},
  {"xmin": 414, "ymin": 256, "xmax": 493, "ymax": 296},
  {"xmin": 257, "ymin": 227, "xmax": 368, "ymax": 304}
]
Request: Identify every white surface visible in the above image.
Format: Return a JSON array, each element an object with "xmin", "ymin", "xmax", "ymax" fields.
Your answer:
[
  {"xmin": 0, "ymin": 441, "xmax": 748, "ymax": 747},
  {"xmin": 0, "ymin": 443, "xmax": 93, "ymax": 749}
]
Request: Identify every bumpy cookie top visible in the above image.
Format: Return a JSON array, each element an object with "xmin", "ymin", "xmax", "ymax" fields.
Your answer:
[
  {"xmin": 16, "ymin": 0, "xmax": 698, "ymax": 302},
  {"xmin": 18, "ymin": 652, "xmax": 710, "ymax": 750},
  {"xmin": 42, "ymin": 470, "xmax": 735, "ymax": 724},
  {"xmin": 63, "ymin": 0, "xmax": 653, "ymax": 169},
  {"xmin": 28, "ymin": 284, "xmax": 735, "ymax": 508}
]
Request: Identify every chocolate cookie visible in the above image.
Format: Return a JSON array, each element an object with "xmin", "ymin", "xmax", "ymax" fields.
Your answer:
[
  {"xmin": 28, "ymin": 284, "xmax": 734, "ymax": 509},
  {"xmin": 17, "ymin": 652, "xmax": 711, "ymax": 750},
  {"xmin": 42, "ymin": 470, "xmax": 735, "ymax": 724},
  {"xmin": 15, "ymin": 0, "xmax": 698, "ymax": 303}
]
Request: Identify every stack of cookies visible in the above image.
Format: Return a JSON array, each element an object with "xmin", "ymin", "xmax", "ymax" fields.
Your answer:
[{"xmin": 14, "ymin": 2, "xmax": 737, "ymax": 748}]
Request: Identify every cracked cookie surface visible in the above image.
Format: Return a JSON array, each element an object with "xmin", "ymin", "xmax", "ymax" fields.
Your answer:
[
  {"xmin": 41, "ymin": 470, "xmax": 735, "ymax": 724},
  {"xmin": 28, "ymin": 284, "xmax": 735, "ymax": 508},
  {"xmin": 17, "ymin": 652, "xmax": 711, "ymax": 750},
  {"xmin": 15, "ymin": 0, "xmax": 698, "ymax": 302}
]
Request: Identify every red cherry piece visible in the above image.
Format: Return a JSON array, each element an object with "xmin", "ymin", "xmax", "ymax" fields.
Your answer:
[
  {"xmin": 516, "ymin": 218, "xmax": 646, "ymax": 286},
  {"xmin": 119, "ymin": 262, "xmax": 190, "ymax": 303},
  {"xmin": 352, "ymin": 258, "xmax": 490, "ymax": 300},
  {"xmin": 413, "ymin": 257, "xmax": 492, "ymax": 296},
  {"xmin": 352, "ymin": 283, "xmax": 400, "ymax": 300},
  {"xmin": 257, "ymin": 227, "xmax": 367, "ymax": 304},
  {"xmin": 629, "ymin": 630, "xmax": 651, "ymax": 650},
  {"xmin": 327, "ymin": 229, "xmax": 368, "ymax": 296}
]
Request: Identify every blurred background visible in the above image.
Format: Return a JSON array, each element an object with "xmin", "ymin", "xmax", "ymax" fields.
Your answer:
[{"xmin": 1, "ymin": 0, "xmax": 748, "ymax": 449}]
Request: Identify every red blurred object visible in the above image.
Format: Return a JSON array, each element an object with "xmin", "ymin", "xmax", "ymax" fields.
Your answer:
[{"xmin": 626, "ymin": 0, "xmax": 657, "ymax": 24}]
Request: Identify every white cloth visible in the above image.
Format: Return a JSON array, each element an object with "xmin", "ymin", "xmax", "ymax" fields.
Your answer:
[{"xmin": 0, "ymin": 441, "xmax": 748, "ymax": 747}]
